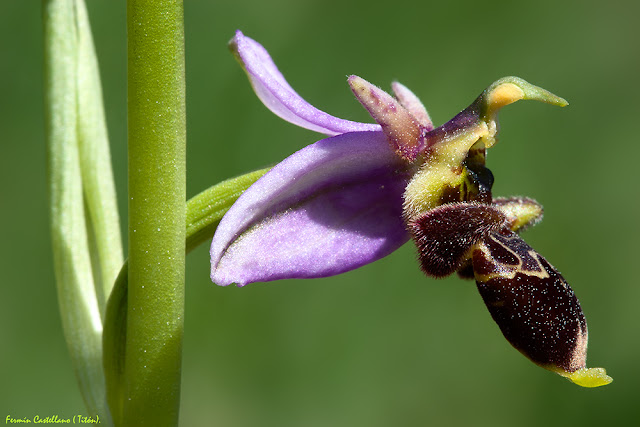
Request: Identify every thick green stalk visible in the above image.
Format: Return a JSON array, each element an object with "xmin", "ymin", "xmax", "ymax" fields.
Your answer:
[
  {"xmin": 103, "ymin": 168, "xmax": 269, "ymax": 420},
  {"xmin": 125, "ymin": 1, "xmax": 186, "ymax": 426}
]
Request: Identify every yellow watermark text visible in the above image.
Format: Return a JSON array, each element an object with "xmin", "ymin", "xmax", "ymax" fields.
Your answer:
[{"xmin": 5, "ymin": 415, "xmax": 100, "ymax": 424}]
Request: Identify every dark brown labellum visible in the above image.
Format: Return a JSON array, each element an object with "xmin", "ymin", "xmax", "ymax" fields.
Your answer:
[{"xmin": 473, "ymin": 231, "xmax": 588, "ymax": 372}]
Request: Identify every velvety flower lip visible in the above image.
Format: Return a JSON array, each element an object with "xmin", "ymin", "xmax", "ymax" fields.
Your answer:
[
  {"xmin": 230, "ymin": 30, "xmax": 380, "ymax": 136},
  {"xmin": 210, "ymin": 131, "xmax": 413, "ymax": 286}
]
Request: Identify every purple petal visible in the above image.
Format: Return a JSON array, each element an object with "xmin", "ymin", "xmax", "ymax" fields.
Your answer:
[
  {"xmin": 349, "ymin": 75, "xmax": 425, "ymax": 162},
  {"xmin": 391, "ymin": 81, "xmax": 434, "ymax": 131},
  {"xmin": 230, "ymin": 31, "xmax": 380, "ymax": 136},
  {"xmin": 210, "ymin": 131, "xmax": 413, "ymax": 286}
]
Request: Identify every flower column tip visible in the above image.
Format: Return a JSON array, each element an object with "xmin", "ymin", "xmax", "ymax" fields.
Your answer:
[{"xmin": 483, "ymin": 76, "xmax": 568, "ymax": 116}]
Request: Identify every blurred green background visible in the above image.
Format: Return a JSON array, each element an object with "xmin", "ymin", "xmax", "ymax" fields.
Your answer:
[{"xmin": 2, "ymin": 0, "xmax": 639, "ymax": 425}]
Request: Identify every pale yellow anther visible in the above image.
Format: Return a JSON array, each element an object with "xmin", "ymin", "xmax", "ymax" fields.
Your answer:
[{"xmin": 487, "ymin": 83, "xmax": 525, "ymax": 111}]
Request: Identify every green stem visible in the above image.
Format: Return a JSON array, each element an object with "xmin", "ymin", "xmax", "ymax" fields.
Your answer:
[
  {"xmin": 104, "ymin": 168, "xmax": 269, "ymax": 422},
  {"xmin": 125, "ymin": 1, "xmax": 186, "ymax": 425}
]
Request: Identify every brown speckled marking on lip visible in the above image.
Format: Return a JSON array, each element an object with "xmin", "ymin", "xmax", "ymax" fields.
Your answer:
[{"xmin": 473, "ymin": 236, "xmax": 587, "ymax": 372}]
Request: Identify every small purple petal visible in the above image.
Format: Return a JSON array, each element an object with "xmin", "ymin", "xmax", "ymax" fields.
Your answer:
[
  {"xmin": 230, "ymin": 31, "xmax": 380, "ymax": 136},
  {"xmin": 391, "ymin": 81, "xmax": 434, "ymax": 131},
  {"xmin": 348, "ymin": 75, "xmax": 425, "ymax": 162},
  {"xmin": 210, "ymin": 131, "xmax": 413, "ymax": 286}
]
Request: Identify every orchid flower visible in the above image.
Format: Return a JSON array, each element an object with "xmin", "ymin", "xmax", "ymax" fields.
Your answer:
[{"xmin": 210, "ymin": 30, "xmax": 612, "ymax": 387}]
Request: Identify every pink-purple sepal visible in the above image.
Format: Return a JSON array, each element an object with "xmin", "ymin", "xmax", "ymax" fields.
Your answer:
[{"xmin": 210, "ymin": 131, "xmax": 413, "ymax": 286}]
